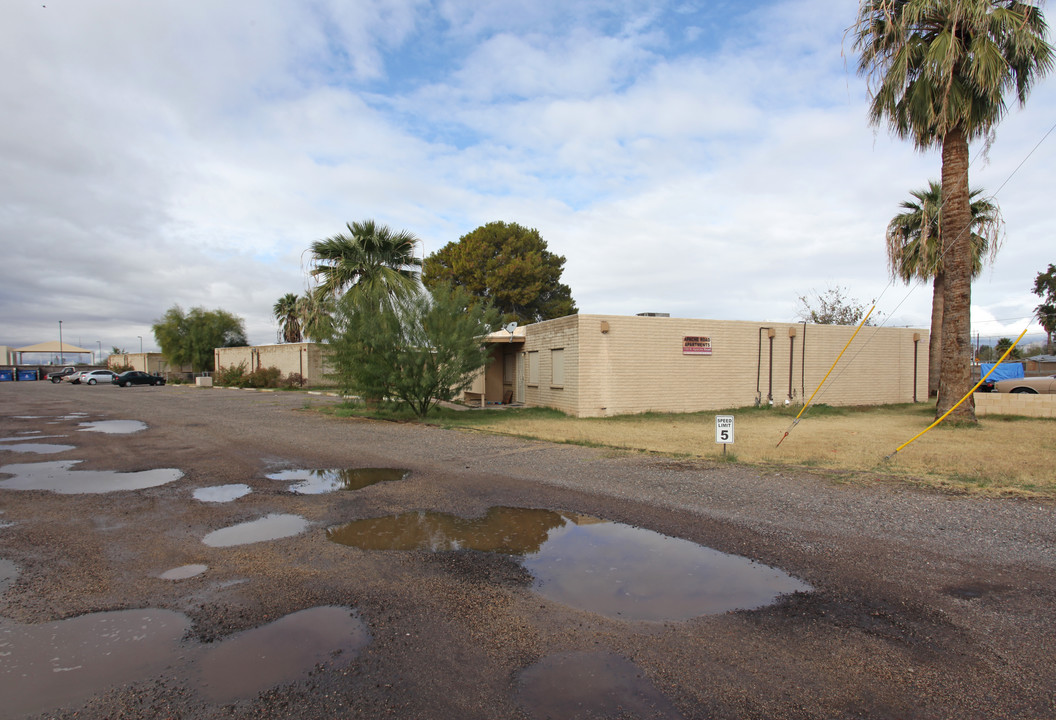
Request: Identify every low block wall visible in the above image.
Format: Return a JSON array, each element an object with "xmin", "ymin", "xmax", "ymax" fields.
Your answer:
[{"xmin": 974, "ymin": 392, "xmax": 1056, "ymax": 418}]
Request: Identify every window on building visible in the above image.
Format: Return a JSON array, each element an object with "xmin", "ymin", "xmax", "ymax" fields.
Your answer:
[
  {"xmin": 551, "ymin": 348, "xmax": 564, "ymax": 387},
  {"xmin": 528, "ymin": 351, "xmax": 539, "ymax": 385}
]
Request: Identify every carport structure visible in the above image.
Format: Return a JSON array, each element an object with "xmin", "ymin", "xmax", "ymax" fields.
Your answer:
[{"xmin": 14, "ymin": 340, "xmax": 95, "ymax": 365}]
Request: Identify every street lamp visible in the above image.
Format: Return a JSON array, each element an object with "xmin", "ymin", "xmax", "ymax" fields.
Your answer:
[
  {"xmin": 58, "ymin": 320, "xmax": 64, "ymax": 365},
  {"xmin": 96, "ymin": 341, "xmax": 102, "ymax": 366},
  {"xmin": 138, "ymin": 336, "xmax": 143, "ymax": 354}
]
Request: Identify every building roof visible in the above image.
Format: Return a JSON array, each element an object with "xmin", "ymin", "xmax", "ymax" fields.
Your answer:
[
  {"xmin": 15, "ymin": 340, "xmax": 94, "ymax": 354},
  {"xmin": 1026, "ymin": 354, "xmax": 1056, "ymax": 363}
]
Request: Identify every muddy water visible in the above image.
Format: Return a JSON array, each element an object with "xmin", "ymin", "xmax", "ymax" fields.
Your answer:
[
  {"xmin": 202, "ymin": 513, "xmax": 309, "ymax": 547},
  {"xmin": 194, "ymin": 606, "xmax": 370, "ymax": 703},
  {"xmin": 0, "ymin": 460, "xmax": 183, "ymax": 494},
  {"xmin": 0, "ymin": 559, "xmax": 16, "ymax": 594},
  {"xmin": 267, "ymin": 467, "xmax": 410, "ymax": 494},
  {"xmin": 0, "ymin": 606, "xmax": 369, "ymax": 718},
  {"xmin": 159, "ymin": 564, "xmax": 208, "ymax": 580},
  {"xmin": 0, "ymin": 443, "xmax": 76, "ymax": 454},
  {"xmin": 516, "ymin": 651, "xmax": 684, "ymax": 720},
  {"xmin": 0, "ymin": 609, "xmax": 191, "ymax": 719},
  {"xmin": 327, "ymin": 508, "xmax": 809, "ymax": 621}
]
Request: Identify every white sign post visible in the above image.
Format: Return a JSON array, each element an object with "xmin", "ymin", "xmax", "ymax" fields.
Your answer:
[{"xmin": 715, "ymin": 415, "xmax": 734, "ymax": 456}]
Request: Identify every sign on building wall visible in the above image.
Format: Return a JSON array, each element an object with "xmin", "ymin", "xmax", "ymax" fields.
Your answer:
[{"xmin": 683, "ymin": 336, "xmax": 712, "ymax": 355}]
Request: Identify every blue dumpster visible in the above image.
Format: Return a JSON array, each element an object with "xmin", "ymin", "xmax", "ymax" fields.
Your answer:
[
  {"xmin": 0, "ymin": 369, "xmax": 12, "ymax": 382},
  {"xmin": 17, "ymin": 370, "xmax": 38, "ymax": 381}
]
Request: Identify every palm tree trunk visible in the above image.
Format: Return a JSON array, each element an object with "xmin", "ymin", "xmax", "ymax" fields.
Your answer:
[
  {"xmin": 936, "ymin": 127, "xmax": 976, "ymax": 422},
  {"xmin": 928, "ymin": 271, "xmax": 944, "ymax": 397}
]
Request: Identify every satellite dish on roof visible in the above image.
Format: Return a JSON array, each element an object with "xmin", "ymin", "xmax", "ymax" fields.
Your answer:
[{"xmin": 504, "ymin": 321, "xmax": 518, "ymax": 342}]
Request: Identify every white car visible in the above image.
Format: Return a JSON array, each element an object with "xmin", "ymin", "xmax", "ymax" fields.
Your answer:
[
  {"xmin": 80, "ymin": 370, "xmax": 118, "ymax": 386},
  {"xmin": 64, "ymin": 370, "xmax": 89, "ymax": 384}
]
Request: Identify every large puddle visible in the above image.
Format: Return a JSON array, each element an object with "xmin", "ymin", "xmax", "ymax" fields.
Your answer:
[
  {"xmin": 77, "ymin": 420, "xmax": 148, "ymax": 434},
  {"xmin": 0, "ymin": 605, "xmax": 368, "ymax": 717},
  {"xmin": 159, "ymin": 564, "xmax": 208, "ymax": 580},
  {"xmin": 0, "ymin": 443, "xmax": 76, "ymax": 455},
  {"xmin": 0, "ymin": 559, "xmax": 16, "ymax": 594},
  {"xmin": 203, "ymin": 513, "xmax": 309, "ymax": 547},
  {"xmin": 267, "ymin": 467, "xmax": 410, "ymax": 494},
  {"xmin": 193, "ymin": 484, "xmax": 252, "ymax": 503},
  {"xmin": 516, "ymin": 651, "xmax": 684, "ymax": 720},
  {"xmin": 0, "ymin": 460, "xmax": 183, "ymax": 494},
  {"xmin": 327, "ymin": 508, "xmax": 810, "ymax": 621}
]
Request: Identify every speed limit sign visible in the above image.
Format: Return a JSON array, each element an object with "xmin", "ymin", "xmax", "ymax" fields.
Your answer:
[{"xmin": 715, "ymin": 415, "xmax": 734, "ymax": 444}]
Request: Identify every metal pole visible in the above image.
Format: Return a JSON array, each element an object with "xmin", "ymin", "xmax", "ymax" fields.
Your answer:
[{"xmin": 58, "ymin": 321, "xmax": 64, "ymax": 364}]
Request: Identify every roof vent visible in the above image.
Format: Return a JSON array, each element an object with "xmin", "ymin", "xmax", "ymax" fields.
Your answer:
[{"xmin": 635, "ymin": 312, "xmax": 670, "ymax": 317}]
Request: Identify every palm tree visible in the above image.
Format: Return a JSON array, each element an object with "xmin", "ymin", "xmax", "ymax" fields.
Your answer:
[
  {"xmin": 273, "ymin": 293, "xmax": 303, "ymax": 344},
  {"xmin": 297, "ymin": 288, "xmax": 335, "ymax": 343},
  {"xmin": 309, "ymin": 220, "xmax": 423, "ymax": 303},
  {"xmin": 854, "ymin": 0, "xmax": 1053, "ymax": 421},
  {"xmin": 886, "ymin": 181, "xmax": 1002, "ymax": 397}
]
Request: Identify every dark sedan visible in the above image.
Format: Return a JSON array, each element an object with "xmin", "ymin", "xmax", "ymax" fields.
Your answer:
[{"xmin": 112, "ymin": 371, "xmax": 166, "ymax": 387}]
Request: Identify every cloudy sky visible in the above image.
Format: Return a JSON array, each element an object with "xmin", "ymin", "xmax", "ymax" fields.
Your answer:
[{"xmin": 3, "ymin": 0, "xmax": 1053, "ymax": 358}]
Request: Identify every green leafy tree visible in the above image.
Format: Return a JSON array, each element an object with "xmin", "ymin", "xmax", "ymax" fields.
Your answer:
[
  {"xmin": 1033, "ymin": 263, "xmax": 1056, "ymax": 352},
  {"xmin": 423, "ymin": 221, "xmax": 577, "ymax": 326},
  {"xmin": 976, "ymin": 344, "xmax": 994, "ymax": 363},
  {"xmin": 309, "ymin": 219, "xmax": 422, "ymax": 302},
  {"xmin": 854, "ymin": 0, "xmax": 1053, "ymax": 422},
  {"xmin": 995, "ymin": 337, "xmax": 1022, "ymax": 360},
  {"xmin": 795, "ymin": 286, "xmax": 876, "ymax": 325},
  {"xmin": 886, "ymin": 181, "xmax": 1002, "ymax": 396},
  {"xmin": 273, "ymin": 293, "xmax": 303, "ymax": 343},
  {"xmin": 152, "ymin": 305, "xmax": 247, "ymax": 373},
  {"xmin": 328, "ymin": 283, "xmax": 499, "ymax": 418}
]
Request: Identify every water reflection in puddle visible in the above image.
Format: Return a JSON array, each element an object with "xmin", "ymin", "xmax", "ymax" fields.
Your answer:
[
  {"xmin": 195, "ymin": 606, "xmax": 370, "ymax": 703},
  {"xmin": 327, "ymin": 508, "xmax": 810, "ymax": 621},
  {"xmin": 516, "ymin": 651, "xmax": 684, "ymax": 720},
  {"xmin": 77, "ymin": 420, "xmax": 148, "ymax": 434},
  {"xmin": 159, "ymin": 564, "xmax": 208, "ymax": 580},
  {"xmin": 0, "ymin": 558, "xmax": 17, "ymax": 594},
  {"xmin": 0, "ymin": 605, "xmax": 368, "ymax": 717},
  {"xmin": 203, "ymin": 514, "xmax": 308, "ymax": 547},
  {"xmin": 193, "ymin": 484, "xmax": 251, "ymax": 503},
  {"xmin": 0, "ymin": 443, "xmax": 75, "ymax": 454},
  {"xmin": 0, "ymin": 608, "xmax": 191, "ymax": 719},
  {"xmin": 0, "ymin": 460, "xmax": 183, "ymax": 494},
  {"xmin": 267, "ymin": 467, "xmax": 410, "ymax": 494}
]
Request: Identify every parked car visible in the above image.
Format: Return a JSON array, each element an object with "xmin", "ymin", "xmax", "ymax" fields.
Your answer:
[
  {"xmin": 46, "ymin": 366, "xmax": 78, "ymax": 383},
  {"xmin": 993, "ymin": 374, "xmax": 1056, "ymax": 394},
  {"xmin": 80, "ymin": 370, "xmax": 117, "ymax": 386},
  {"xmin": 112, "ymin": 371, "xmax": 166, "ymax": 387}
]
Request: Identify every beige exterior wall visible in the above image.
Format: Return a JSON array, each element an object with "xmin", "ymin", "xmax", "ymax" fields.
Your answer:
[
  {"xmin": 107, "ymin": 353, "xmax": 189, "ymax": 375},
  {"xmin": 975, "ymin": 391, "xmax": 1056, "ymax": 418},
  {"xmin": 476, "ymin": 314, "xmax": 929, "ymax": 418},
  {"xmin": 214, "ymin": 343, "xmax": 336, "ymax": 386}
]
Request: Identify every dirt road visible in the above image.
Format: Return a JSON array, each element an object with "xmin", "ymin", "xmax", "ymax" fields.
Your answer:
[{"xmin": 1, "ymin": 383, "xmax": 1054, "ymax": 719}]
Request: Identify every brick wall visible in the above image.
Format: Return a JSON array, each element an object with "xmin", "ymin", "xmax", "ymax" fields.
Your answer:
[
  {"xmin": 214, "ymin": 343, "xmax": 336, "ymax": 386},
  {"xmin": 504, "ymin": 314, "xmax": 928, "ymax": 418},
  {"xmin": 974, "ymin": 392, "xmax": 1056, "ymax": 418}
]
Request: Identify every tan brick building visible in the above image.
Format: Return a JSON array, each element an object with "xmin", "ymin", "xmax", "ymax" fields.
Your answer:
[
  {"xmin": 464, "ymin": 314, "xmax": 928, "ymax": 418},
  {"xmin": 214, "ymin": 343, "xmax": 336, "ymax": 386}
]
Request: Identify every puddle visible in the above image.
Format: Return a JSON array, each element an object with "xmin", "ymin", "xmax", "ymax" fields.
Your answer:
[
  {"xmin": 193, "ymin": 484, "xmax": 252, "ymax": 503},
  {"xmin": 0, "ymin": 443, "xmax": 75, "ymax": 454},
  {"xmin": 516, "ymin": 651, "xmax": 684, "ymax": 720},
  {"xmin": 203, "ymin": 513, "xmax": 309, "ymax": 547},
  {"xmin": 267, "ymin": 467, "xmax": 410, "ymax": 494},
  {"xmin": 0, "ymin": 608, "xmax": 191, "ymax": 719},
  {"xmin": 0, "ymin": 434, "xmax": 64, "ymax": 441},
  {"xmin": 327, "ymin": 508, "xmax": 810, "ymax": 621},
  {"xmin": 0, "ymin": 559, "xmax": 17, "ymax": 594},
  {"xmin": 0, "ymin": 460, "xmax": 183, "ymax": 494},
  {"xmin": 77, "ymin": 420, "xmax": 148, "ymax": 434},
  {"xmin": 159, "ymin": 564, "xmax": 208, "ymax": 580},
  {"xmin": 194, "ymin": 606, "xmax": 370, "ymax": 703},
  {"xmin": 0, "ymin": 605, "xmax": 368, "ymax": 717}
]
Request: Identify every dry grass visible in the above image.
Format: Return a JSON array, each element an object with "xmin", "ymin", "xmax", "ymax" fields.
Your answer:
[{"xmin": 434, "ymin": 403, "xmax": 1056, "ymax": 499}]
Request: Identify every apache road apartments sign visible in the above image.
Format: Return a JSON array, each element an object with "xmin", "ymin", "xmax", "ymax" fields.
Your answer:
[{"xmin": 682, "ymin": 336, "xmax": 712, "ymax": 355}]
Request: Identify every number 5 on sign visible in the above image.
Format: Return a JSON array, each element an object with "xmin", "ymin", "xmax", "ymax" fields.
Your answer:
[{"xmin": 715, "ymin": 415, "xmax": 734, "ymax": 444}]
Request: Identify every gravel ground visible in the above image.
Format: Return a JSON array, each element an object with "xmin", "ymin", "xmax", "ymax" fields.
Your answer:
[{"xmin": 1, "ymin": 382, "xmax": 1054, "ymax": 719}]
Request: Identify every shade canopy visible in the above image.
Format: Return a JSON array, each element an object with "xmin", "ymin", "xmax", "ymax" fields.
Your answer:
[{"xmin": 15, "ymin": 340, "xmax": 94, "ymax": 354}]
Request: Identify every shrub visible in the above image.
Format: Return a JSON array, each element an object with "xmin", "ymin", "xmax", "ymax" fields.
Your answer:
[{"xmin": 215, "ymin": 362, "xmax": 248, "ymax": 387}]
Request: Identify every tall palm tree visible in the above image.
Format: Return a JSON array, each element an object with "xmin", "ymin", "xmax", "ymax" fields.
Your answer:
[
  {"xmin": 297, "ymin": 288, "xmax": 335, "ymax": 343},
  {"xmin": 273, "ymin": 293, "xmax": 303, "ymax": 344},
  {"xmin": 854, "ymin": 0, "xmax": 1053, "ymax": 421},
  {"xmin": 886, "ymin": 180, "xmax": 1002, "ymax": 397},
  {"xmin": 309, "ymin": 220, "xmax": 423, "ymax": 303}
]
